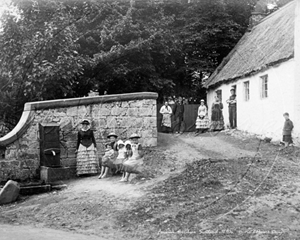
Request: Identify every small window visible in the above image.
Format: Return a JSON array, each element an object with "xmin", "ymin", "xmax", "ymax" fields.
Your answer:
[
  {"xmin": 216, "ymin": 89, "xmax": 222, "ymax": 102},
  {"xmin": 261, "ymin": 75, "xmax": 268, "ymax": 98},
  {"xmin": 244, "ymin": 81, "xmax": 250, "ymax": 101}
]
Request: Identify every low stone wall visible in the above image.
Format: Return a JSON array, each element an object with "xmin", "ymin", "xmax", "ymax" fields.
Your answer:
[{"xmin": 0, "ymin": 92, "xmax": 158, "ymax": 182}]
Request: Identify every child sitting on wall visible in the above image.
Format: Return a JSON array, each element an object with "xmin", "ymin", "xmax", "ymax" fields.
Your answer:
[
  {"xmin": 121, "ymin": 134, "xmax": 144, "ymax": 182},
  {"xmin": 114, "ymin": 140, "xmax": 127, "ymax": 174},
  {"xmin": 119, "ymin": 140, "xmax": 131, "ymax": 181},
  {"xmin": 98, "ymin": 143, "xmax": 115, "ymax": 179}
]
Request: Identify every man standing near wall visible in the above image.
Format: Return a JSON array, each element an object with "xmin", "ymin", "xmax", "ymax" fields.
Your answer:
[
  {"xmin": 173, "ymin": 96, "xmax": 185, "ymax": 133},
  {"xmin": 226, "ymin": 88, "xmax": 237, "ymax": 129}
]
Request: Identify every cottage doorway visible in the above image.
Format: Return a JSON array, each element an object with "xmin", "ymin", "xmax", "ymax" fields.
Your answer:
[{"xmin": 231, "ymin": 85, "xmax": 237, "ymax": 128}]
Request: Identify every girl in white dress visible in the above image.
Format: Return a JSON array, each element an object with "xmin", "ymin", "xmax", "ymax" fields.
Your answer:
[
  {"xmin": 114, "ymin": 140, "xmax": 127, "ymax": 174},
  {"xmin": 195, "ymin": 100, "xmax": 210, "ymax": 134}
]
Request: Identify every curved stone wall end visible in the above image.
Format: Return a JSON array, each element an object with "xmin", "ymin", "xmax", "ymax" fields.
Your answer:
[{"xmin": 0, "ymin": 92, "xmax": 158, "ymax": 146}]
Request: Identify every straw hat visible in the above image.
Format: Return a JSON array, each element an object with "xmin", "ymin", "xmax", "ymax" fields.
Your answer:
[
  {"xmin": 81, "ymin": 119, "xmax": 90, "ymax": 125},
  {"xmin": 129, "ymin": 133, "xmax": 140, "ymax": 139},
  {"xmin": 107, "ymin": 132, "xmax": 118, "ymax": 138}
]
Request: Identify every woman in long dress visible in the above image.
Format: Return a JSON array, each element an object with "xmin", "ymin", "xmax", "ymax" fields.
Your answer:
[
  {"xmin": 76, "ymin": 119, "xmax": 99, "ymax": 176},
  {"xmin": 210, "ymin": 96, "xmax": 224, "ymax": 131},
  {"xmin": 160, "ymin": 101, "xmax": 173, "ymax": 133},
  {"xmin": 195, "ymin": 99, "xmax": 210, "ymax": 134}
]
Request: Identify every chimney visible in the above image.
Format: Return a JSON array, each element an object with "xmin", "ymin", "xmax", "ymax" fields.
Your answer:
[{"xmin": 248, "ymin": 12, "xmax": 268, "ymax": 30}]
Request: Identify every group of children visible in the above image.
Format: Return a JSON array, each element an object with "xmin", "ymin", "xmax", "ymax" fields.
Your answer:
[{"xmin": 98, "ymin": 132, "xmax": 144, "ymax": 182}]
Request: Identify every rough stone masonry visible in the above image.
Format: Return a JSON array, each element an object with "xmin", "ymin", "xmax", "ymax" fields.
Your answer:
[{"xmin": 0, "ymin": 92, "xmax": 158, "ymax": 183}]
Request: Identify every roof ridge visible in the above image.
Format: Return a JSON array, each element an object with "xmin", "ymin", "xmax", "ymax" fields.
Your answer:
[
  {"xmin": 206, "ymin": 0, "xmax": 295, "ymax": 89},
  {"xmin": 252, "ymin": 0, "xmax": 295, "ymax": 29}
]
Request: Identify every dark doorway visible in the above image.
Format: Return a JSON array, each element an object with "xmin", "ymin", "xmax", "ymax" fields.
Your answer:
[{"xmin": 39, "ymin": 123, "xmax": 61, "ymax": 167}]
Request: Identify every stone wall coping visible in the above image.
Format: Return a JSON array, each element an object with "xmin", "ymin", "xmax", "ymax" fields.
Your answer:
[
  {"xmin": 0, "ymin": 92, "xmax": 158, "ymax": 146},
  {"xmin": 24, "ymin": 92, "xmax": 158, "ymax": 111},
  {"xmin": 0, "ymin": 110, "xmax": 32, "ymax": 146}
]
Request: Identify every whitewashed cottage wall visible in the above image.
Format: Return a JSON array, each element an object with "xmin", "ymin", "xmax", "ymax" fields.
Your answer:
[{"xmin": 207, "ymin": 59, "xmax": 296, "ymax": 142}]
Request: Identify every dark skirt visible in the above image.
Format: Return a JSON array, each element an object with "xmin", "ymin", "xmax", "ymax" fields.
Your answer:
[
  {"xmin": 211, "ymin": 109, "xmax": 223, "ymax": 121},
  {"xmin": 210, "ymin": 109, "xmax": 224, "ymax": 131},
  {"xmin": 283, "ymin": 135, "xmax": 293, "ymax": 144}
]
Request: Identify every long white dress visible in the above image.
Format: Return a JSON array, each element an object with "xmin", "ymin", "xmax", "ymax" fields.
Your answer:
[{"xmin": 195, "ymin": 105, "xmax": 210, "ymax": 130}]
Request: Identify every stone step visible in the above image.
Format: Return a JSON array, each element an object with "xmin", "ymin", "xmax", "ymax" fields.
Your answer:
[{"xmin": 20, "ymin": 185, "xmax": 51, "ymax": 195}]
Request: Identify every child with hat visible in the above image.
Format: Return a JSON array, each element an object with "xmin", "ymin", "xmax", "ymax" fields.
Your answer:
[
  {"xmin": 114, "ymin": 140, "xmax": 127, "ymax": 174},
  {"xmin": 118, "ymin": 140, "xmax": 131, "ymax": 181},
  {"xmin": 98, "ymin": 132, "xmax": 118, "ymax": 179},
  {"xmin": 98, "ymin": 142, "xmax": 115, "ymax": 179},
  {"xmin": 121, "ymin": 133, "xmax": 144, "ymax": 182}
]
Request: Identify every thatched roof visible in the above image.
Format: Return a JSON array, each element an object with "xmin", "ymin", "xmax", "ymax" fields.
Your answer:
[{"xmin": 205, "ymin": 1, "xmax": 295, "ymax": 89}]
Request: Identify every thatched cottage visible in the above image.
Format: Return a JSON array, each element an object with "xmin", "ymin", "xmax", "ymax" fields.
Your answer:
[{"xmin": 205, "ymin": 0, "xmax": 300, "ymax": 143}]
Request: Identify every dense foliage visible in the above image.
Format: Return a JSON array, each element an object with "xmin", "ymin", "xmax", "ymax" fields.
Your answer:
[{"xmin": 0, "ymin": 0, "xmax": 258, "ymax": 128}]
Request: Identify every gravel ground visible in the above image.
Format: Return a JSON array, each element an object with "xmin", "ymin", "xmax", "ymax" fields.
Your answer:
[{"xmin": 1, "ymin": 131, "xmax": 300, "ymax": 240}]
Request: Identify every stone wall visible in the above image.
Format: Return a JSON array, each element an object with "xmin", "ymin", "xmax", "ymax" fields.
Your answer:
[{"xmin": 0, "ymin": 92, "xmax": 158, "ymax": 183}]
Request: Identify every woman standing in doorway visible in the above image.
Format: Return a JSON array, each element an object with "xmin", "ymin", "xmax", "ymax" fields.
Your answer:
[
  {"xmin": 210, "ymin": 96, "xmax": 224, "ymax": 131},
  {"xmin": 76, "ymin": 119, "xmax": 99, "ymax": 176},
  {"xmin": 160, "ymin": 101, "xmax": 173, "ymax": 133}
]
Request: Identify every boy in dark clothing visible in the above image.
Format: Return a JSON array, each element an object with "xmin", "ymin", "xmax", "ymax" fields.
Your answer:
[
  {"xmin": 226, "ymin": 88, "xmax": 237, "ymax": 129},
  {"xmin": 282, "ymin": 112, "xmax": 294, "ymax": 147},
  {"xmin": 173, "ymin": 96, "xmax": 185, "ymax": 133}
]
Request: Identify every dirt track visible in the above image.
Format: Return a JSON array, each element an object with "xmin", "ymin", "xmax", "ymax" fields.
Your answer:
[{"xmin": 1, "ymin": 132, "xmax": 300, "ymax": 239}]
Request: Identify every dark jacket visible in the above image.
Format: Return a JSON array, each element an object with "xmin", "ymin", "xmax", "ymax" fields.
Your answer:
[
  {"xmin": 173, "ymin": 102, "xmax": 184, "ymax": 118},
  {"xmin": 283, "ymin": 119, "xmax": 294, "ymax": 135},
  {"xmin": 228, "ymin": 95, "xmax": 237, "ymax": 107},
  {"xmin": 77, "ymin": 129, "xmax": 96, "ymax": 149}
]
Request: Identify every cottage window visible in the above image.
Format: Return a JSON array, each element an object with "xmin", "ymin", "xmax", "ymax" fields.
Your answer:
[
  {"xmin": 261, "ymin": 75, "xmax": 268, "ymax": 98},
  {"xmin": 244, "ymin": 81, "xmax": 250, "ymax": 101},
  {"xmin": 216, "ymin": 90, "xmax": 222, "ymax": 102}
]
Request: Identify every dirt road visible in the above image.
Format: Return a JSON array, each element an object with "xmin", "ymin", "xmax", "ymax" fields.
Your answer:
[
  {"xmin": 0, "ymin": 224, "xmax": 106, "ymax": 240},
  {"xmin": 1, "ymin": 132, "xmax": 300, "ymax": 239}
]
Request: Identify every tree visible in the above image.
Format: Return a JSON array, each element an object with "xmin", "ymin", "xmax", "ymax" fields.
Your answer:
[
  {"xmin": 0, "ymin": 0, "xmax": 91, "ymax": 124},
  {"xmin": 0, "ymin": 0, "xmax": 256, "ymax": 126}
]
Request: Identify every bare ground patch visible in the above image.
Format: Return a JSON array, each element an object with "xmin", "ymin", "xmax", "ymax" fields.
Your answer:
[{"xmin": 1, "ymin": 132, "xmax": 300, "ymax": 239}]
